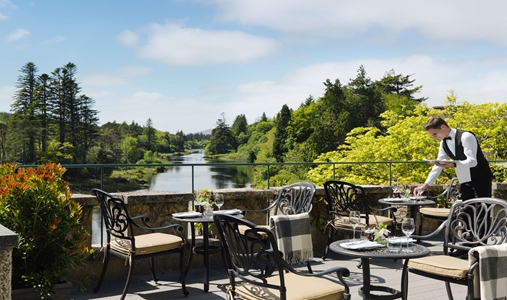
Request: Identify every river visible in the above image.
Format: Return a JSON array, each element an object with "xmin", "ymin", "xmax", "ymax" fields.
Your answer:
[{"xmin": 147, "ymin": 149, "xmax": 252, "ymax": 192}]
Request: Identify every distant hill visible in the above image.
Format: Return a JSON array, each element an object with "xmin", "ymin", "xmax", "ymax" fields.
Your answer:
[{"xmin": 197, "ymin": 128, "xmax": 213, "ymax": 135}]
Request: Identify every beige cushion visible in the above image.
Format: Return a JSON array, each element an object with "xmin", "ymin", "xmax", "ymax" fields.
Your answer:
[
  {"xmin": 238, "ymin": 224, "xmax": 269, "ymax": 238},
  {"xmin": 111, "ymin": 232, "xmax": 182, "ymax": 255},
  {"xmin": 408, "ymin": 255, "xmax": 469, "ymax": 278},
  {"xmin": 232, "ymin": 272, "xmax": 345, "ymax": 300},
  {"xmin": 331, "ymin": 214, "xmax": 393, "ymax": 229},
  {"xmin": 419, "ymin": 207, "xmax": 450, "ymax": 218}
]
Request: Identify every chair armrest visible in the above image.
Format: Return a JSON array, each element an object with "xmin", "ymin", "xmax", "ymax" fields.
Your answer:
[
  {"xmin": 411, "ymin": 220, "xmax": 446, "ymax": 240},
  {"xmin": 131, "ymin": 215, "xmax": 184, "ymax": 233}
]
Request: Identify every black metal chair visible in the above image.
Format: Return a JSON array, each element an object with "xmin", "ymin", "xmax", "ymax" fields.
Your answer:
[
  {"xmin": 240, "ymin": 182, "xmax": 316, "ymax": 271},
  {"xmin": 406, "ymin": 197, "xmax": 507, "ymax": 300},
  {"xmin": 322, "ymin": 180, "xmax": 397, "ymax": 260},
  {"xmin": 416, "ymin": 177, "xmax": 461, "ymax": 237},
  {"xmin": 92, "ymin": 188, "xmax": 188, "ymax": 299},
  {"xmin": 214, "ymin": 213, "xmax": 351, "ymax": 300},
  {"xmin": 241, "ymin": 181, "xmax": 316, "ymax": 221}
]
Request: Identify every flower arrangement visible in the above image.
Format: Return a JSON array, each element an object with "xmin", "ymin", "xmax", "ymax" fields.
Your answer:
[
  {"xmin": 373, "ymin": 222, "xmax": 390, "ymax": 243},
  {"xmin": 194, "ymin": 189, "xmax": 214, "ymax": 212},
  {"xmin": 0, "ymin": 163, "xmax": 93, "ymax": 298}
]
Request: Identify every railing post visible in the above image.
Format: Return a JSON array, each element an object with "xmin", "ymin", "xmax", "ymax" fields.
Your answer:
[{"xmin": 267, "ymin": 165, "xmax": 270, "ymax": 189}]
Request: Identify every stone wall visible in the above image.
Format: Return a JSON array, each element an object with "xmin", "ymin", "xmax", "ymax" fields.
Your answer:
[
  {"xmin": 0, "ymin": 225, "xmax": 17, "ymax": 300},
  {"xmin": 4, "ymin": 182, "xmax": 507, "ymax": 291}
]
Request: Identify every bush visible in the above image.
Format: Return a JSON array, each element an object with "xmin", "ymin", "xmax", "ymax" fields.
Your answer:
[{"xmin": 0, "ymin": 163, "xmax": 93, "ymax": 298}]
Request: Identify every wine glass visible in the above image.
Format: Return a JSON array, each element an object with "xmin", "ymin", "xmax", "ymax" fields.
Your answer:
[
  {"xmin": 401, "ymin": 218, "xmax": 415, "ymax": 252},
  {"xmin": 215, "ymin": 194, "xmax": 224, "ymax": 211},
  {"xmin": 349, "ymin": 211, "xmax": 361, "ymax": 241}
]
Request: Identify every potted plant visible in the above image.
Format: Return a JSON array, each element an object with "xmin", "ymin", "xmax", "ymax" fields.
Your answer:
[{"xmin": 0, "ymin": 163, "xmax": 93, "ymax": 299}]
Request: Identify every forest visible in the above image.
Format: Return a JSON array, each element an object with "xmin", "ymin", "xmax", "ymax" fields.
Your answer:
[{"xmin": 3, "ymin": 62, "xmax": 507, "ymax": 190}]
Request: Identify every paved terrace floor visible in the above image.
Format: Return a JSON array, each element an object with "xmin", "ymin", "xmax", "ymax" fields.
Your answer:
[{"xmin": 70, "ymin": 237, "xmax": 466, "ymax": 300}]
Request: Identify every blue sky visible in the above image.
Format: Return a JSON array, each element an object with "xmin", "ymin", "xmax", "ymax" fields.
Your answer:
[{"xmin": 1, "ymin": 0, "xmax": 507, "ymax": 134}]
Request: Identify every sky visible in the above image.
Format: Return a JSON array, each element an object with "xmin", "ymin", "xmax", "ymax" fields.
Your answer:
[{"xmin": 1, "ymin": 0, "xmax": 507, "ymax": 134}]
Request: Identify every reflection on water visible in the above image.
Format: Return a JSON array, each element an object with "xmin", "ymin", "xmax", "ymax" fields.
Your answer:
[{"xmin": 148, "ymin": 149, "xmax": 252, "ymax": 192}]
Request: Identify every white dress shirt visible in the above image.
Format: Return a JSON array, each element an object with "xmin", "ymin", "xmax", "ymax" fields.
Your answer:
[{"xmin": 424, "ymin": 128, "xmax": 478, "ymax": 185}]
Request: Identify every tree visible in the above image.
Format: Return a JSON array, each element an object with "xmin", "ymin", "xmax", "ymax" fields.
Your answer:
[
  {"xmin": 11, "ymin": 62, "xmax": 38, "ymax": 163},
  {"xmin": 231, "ymin": 114, "xmax": 249, "ymax": 145},
  {"xmin": 207, "ymin": 113, "xmax": 237, "ymax": 155},
  {"xmin": 273, "ymin": 105, "xmax": 291, "ymax": 162}
]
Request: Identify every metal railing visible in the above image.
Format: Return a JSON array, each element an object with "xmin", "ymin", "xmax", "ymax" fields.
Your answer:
[{"xmin": 18, "ymin": 159, "xmax": 507, "ymax": 192}]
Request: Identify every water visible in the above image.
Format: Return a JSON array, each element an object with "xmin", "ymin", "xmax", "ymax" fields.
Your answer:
[{"xmin": 147, "ymin": 149, "xmax": 252, "ymax": 192}]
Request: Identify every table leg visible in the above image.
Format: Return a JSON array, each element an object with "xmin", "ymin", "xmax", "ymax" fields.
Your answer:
[
  {"xmin": 401, "ymin": 259, "xmax": 410, "ymax": 300},
  {"xmin": 183, "ymin": 223, "xmax": 196, "ymax": 279},
  {"xmin": 203, "ymin": 223, "xmax": 210, "ymax": 292},
  {"xmin": 360, "ymin": 258, "xmax": 370, "ymax": 299}
]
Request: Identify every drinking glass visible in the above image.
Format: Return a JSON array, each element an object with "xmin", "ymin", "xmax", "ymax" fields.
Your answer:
[
  {"xmin": 349, "ymin": 211, "xmax": 361, "ymax": 241},
  {"xmin": 387, "ymin": 235, "xmax": 402, "ymax": 253},
  {"xmin": 215, "ymin": 194, "xmax": 224, "ymax": 210},
  {"xmin": 401, "ymin": 218, "xmax": 415, "ymax": 252}
]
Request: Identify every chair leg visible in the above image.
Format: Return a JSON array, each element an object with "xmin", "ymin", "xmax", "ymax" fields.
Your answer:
[
  {"xmin": 150, "ymin": 257, "xmax": 158, "ymax": 282},
  {"xmin": 322, "ymin": 228, "xmax": 333, "ymax": 260},
  {"xmin": 444, "ymin": 281, "xmax": 454, "ymax": 300},
  {"xmin": 120, "ymin": 255, "xmax": 135, "ymax": 300},
  {"xmin": 93, "ymin": 247, "xmax": 110, "ymax": 293},
  {"xmin": 306, "ymin": 261, "xmax": 313, "ymax": 273},
  {"xmin": 179, "ymin": 248, "xmax": 189, "ymax": 296}
]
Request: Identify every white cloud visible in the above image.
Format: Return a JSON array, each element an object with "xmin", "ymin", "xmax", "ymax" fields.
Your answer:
[
  {"xmin": 96, "ymin": 92, "xmax": 220, "ymax": 133},
  {"xmin": 223, "ymin": 55, "xmax": 507, "ymax": 125},
  {"xmin": 119, "ymin": 23, "xmax": 281, "ymax": 66},
  {"xmin": 80, "ymin": 66, "xmax": 153, "ymax": 87},
  {"xmin": 42, "ymin": 35, "xmax": 66, "ymax": 44},
  {"xmin": 117, "ymin": 30, "xmax": 139, "ymax": 47},
  {"xmin": 213, "ymin": 0, "xmax": 507, "ymax": 45},
  {"xmin": 6, "ymin": 28, "xmax": 29, "ymax": 42},
  {"xmin": 0, "ymin": 86, "xmax": 15, "ymax": 113}
]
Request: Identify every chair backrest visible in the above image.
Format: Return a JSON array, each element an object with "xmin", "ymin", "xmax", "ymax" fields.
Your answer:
[
  {"xmin": 442, "ymin": 177, "xmax": 461, "ymax": 208},
  {"xmin": 214, "ymin": 213, "xmax": 288, "ymax": 298},
  {"xmin": 323, "ymin": 180, "xmax": 369, "ymax": 217},
  {"xmin": 271, "ymin": 182, "xmax": 316, "ymax": 216},
  {"xmin": 443, "ymin": 197, "xmax": 507, "ymax": 255},
  {"xmin": 92, "ymin": 188, "xmax": 135, "ymax": 243}
]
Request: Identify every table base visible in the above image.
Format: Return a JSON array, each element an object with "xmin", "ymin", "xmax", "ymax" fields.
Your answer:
[{"xmin": 359, "ymin": 285, "xmax": 401, "ymax": 300}]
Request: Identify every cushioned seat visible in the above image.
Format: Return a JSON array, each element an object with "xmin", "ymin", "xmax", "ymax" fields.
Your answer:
[
  {"xmin": 233, "ymin": 271, "xmax": 347, "ymax": 300},
  {"xmin": 418, "ymin": 207, "xmax": 451, "ymax": 219},
  {"xmin": 111, "ymin": 232, "xmax": 183, "ymax": 255},
  {"xmin": 407, "ymin": 255, "xmax": 469, "ymax": 278}
]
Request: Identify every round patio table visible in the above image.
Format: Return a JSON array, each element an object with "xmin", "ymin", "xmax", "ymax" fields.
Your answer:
[
  {"xmin": 172, "ymin": 211, "xmax": 243, "ymax": 292},
  {"xmin": 330, "ymin": 239, "xmax": 430, "ymax": 300}
]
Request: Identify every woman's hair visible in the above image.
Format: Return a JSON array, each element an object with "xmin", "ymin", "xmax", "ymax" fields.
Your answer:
[{"xmin": 424, "ymin": 116, "xmax": 448, "ymax": 130}]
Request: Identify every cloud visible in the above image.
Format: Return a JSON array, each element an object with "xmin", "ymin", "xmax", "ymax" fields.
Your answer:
[
  {"xmin": 213, "ymin": 0, "xmax": 507, "ymax": 45},
  {"xmin": 80, "ymin": 66, "xmax": 153, "ymax": 87},
  {"xmin": 118, "ymin": 23, "xmax": 281, "ymax": 66},
  {"xmin": 96, "ymin": 92, "xmax": 221, "ymax": 133},
  {"xmin": 0, "ymin": 0, "xmax": 16, "ymax": 21},
  {"xmin": 0, "ymin": 86, "xmax": 15, "ymax": 113},
  {"xmin": 42, "ymin": 35, "xmax": 66, "ymax": 44},
  {"xmin": 6, "ymin": 28, "xmax": 29, "ymax": 42}
]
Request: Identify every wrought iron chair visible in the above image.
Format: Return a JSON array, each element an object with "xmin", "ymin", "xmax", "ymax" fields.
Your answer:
[
  {"xmin": 214, "ymin": 213, "xmax": 351, "ymax": 300},
  {"xmin": 322, "ymin": 180, "xmax": 397, "ymax": 260},
  {"xmin": 92, "ymin": 188, "xmax": 188, "ymax": 299},
  {"xmin": 406, "ymin": 197, "xmax": 507, "ymax": 300},
  {"xmin": 240, "ymin": 182, "xmax": 316, "ymax": 271},
  {"xmin": 417, "ymin": 177, "xmax": 461, "ymax": 237}
]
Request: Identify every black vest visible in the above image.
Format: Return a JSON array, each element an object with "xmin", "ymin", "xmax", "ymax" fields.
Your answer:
[{"xmin": 442, "ymin": 129, "xmax": 492, "ymax": 183}]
